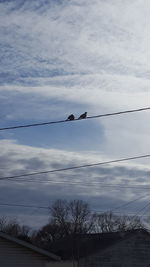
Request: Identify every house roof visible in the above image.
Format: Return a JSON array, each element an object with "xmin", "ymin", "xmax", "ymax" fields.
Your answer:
[
  {"xmin": 50, "ymin": 229, "xmax": 149, "ymax": 260},
  {"xmin": 0, "ymin": 231, "xmax": 61, "ymax": 261}
]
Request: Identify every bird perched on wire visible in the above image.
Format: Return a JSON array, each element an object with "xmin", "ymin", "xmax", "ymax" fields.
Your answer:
[
  {"xmin": 78, "ymin": 112, "xmax": 87, "ymax": 119},
  {"xmin": 66, "ymin": 114, "xmax": 75, "ymax": 120}
]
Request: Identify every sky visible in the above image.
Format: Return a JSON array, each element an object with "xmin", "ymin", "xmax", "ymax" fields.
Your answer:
[{"xmin": 1, "ymin": 0, "xmax": 150, "ymax": 228}]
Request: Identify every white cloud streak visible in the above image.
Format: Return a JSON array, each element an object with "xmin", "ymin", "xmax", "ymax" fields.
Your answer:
[
  {"xmin": 0, "ymin": 138, "xmax": 150, "ymax": 227},
  {"xmin": 1, "ymin": 0, "xmax": 150, "ymax": 226}
]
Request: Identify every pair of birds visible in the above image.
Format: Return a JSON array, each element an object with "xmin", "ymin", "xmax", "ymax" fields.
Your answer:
[{"xmin": 67, "ymin": 112, "xmax": 87, "ymax": 121}]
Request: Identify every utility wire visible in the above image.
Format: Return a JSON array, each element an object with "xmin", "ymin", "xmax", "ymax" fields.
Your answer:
[
  {"xmin": 0, "ymin": 203, "xmax": 48, "ymax": 209},
  {"xmin": 92, "ymin": 194, "xmax": 149, "ymax": 214},
  {"xmin": 0, "ymin": 106, "xmax": 150, "ymax": 131},
  {"xmin": 0, "ymin": 202, "xmax": 149, "ymax": 217},
  {"xmin": 0, "ymin": 193, "xmax": 149, "ymax": 217},
  {"xmin": 90, "ymin": 200, "xmax": 150, "ymax": 217},
  {"xmin": 0, "ymin": 202, "xmax": 128, "ymax": 212},
  {"xmin": 8, "ymin": 179, "xmax": 150, "ymax": 190},
  {"xmin": 135, "ymin": 201, "xmax": 150, "ymax": 217},
  {"xmin": 140, "ymin": 205, "xmax": 150, "ymax": 217},
  {"xmin": 92, "ymin": 211, "xmax": 149, "ymax": 217},
  {"xmin": 113, "ymin": 194, "xmax": 150, "ymax": 211},
  {"xmin": 0, "ymin": 153, "xmax": 150, "ymax": 181},
  {"xmin": 7, "ymin": 178, "xmax": 150, "ymax": 190},
  {"xmin": 9, "ymin": 177, "xmax": 150, "ymax": 190}
]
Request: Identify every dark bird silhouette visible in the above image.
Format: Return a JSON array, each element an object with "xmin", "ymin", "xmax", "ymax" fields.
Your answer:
[
  {"xmin": 78, "ymin": 112, "xmax": 87, "ymax": 119},
  {"xmin": 66, "ymin": 114, "xmax": 75, "ymax": 120}
]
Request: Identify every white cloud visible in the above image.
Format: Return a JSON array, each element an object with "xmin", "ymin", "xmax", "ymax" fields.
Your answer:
[
  {"xmin": 1, "ymin": 0, "xmax": 150, "ymax": 117},
  {"xmin": 0, "ymin": 138, "xmax": 149, "ymax": 227},
  {"xmin": 1, "ymin": 0, "xmax": 150, "ymax": 77},
  {"xmin": 1, "ymin": 0, "xmax": 150, "ymax": 226},
  {"xmin": 1, "ymin": 138, "xmax": 150, "ymax": 189}
]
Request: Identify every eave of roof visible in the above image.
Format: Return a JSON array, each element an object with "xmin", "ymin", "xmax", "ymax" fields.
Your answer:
[{"xmin": 0, "ymin": 231, "xmax": 60, "ymax": 261}]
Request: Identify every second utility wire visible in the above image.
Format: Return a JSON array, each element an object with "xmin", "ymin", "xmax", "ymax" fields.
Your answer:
[{"xmin": 0, "ymin": 154, "xmax": 150, "ymax": 181}]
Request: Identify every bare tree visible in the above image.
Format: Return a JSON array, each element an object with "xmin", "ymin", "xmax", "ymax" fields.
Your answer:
[
  {"xmin": 0, "ymin": 217, "xmax": 31, "ymax": 241},
  {"xmin": 92, "ymin": 212, "xmax": 143, "ymax": 233},
  {"xmin": 0, "ymin": 217, "xmax": 7, "ymax": 231},
  {"xmin": 32, "ymin": 220, "xmax": 66, "ymax": 248},
  {"xmin": 31, "ymin": 199, "xmax": 93, "ymax": 249},
  {"xmin": 69, "ymin": 200, "xmax": 93, "ymax": 234},
  {"xmin": 31, "ymin": 202, "xmax": 145, "ymax": 250},
  {"xmin": 126, "ymin": 215, "xmax": 143, "ymax": 230},
  {"xmin": 50, "ymin": 199, "xmax": 70, "ymax": 235},
  {"xmin": 49, "ymin": 199, "xmax": 93, "ymax": 236}
]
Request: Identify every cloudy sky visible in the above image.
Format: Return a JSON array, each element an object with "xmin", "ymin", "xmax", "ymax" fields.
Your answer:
[{"xmin": 1, "ymin": 0, "xmax": 150, "ymax": 228}]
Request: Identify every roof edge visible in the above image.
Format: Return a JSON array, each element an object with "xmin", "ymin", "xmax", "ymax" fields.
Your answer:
[{"xmin": 0, "ymin": 231, "xmax": 60, "ymax": 261}]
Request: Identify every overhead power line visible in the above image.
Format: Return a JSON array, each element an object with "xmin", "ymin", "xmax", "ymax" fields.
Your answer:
[
  {"xmin": 134, "ymin": 201, "xmax": 150, "ymax": 217},
  {"xmin": 0, "ymin": 193, "xmax": 149, "ymax": 218},
  {"xmin": 92, "ymin": 194, "xmax": 149, "ymax": 214},
  {"xmin": 0, "ymin": 153, "xmax": 150, "ymax": 181},
  {"xmin": 1, "ymin": 201, "xmax": 149, "ymax": 217},
  {"xmin": 16, "ymin": 195, "xmax": 148, "ymax": 210},
  {"xmin": 9, "ymin": 178, "xmax": 150, "ymax": 191},
  {"xmin": 0, "ymin": 203, "xmax": 48, "ymax": 210},
  {"xmin": 113, "ymin": 194, "xmax": 149, "ymax": 211},
  {"xmin": 0, "ymin": 106, "xmax": 150, "ymax": 131}
]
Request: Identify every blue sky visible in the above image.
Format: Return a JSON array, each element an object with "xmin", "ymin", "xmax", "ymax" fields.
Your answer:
[{"xmin": 1, "ymin": 0, "xmax": 150, "ymax": 228}]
